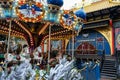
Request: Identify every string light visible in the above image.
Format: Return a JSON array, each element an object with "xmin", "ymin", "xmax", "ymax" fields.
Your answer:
[
  {"xmin": 14, "ymin": 20, "xmax": 34, "ymax": 46},
  {"xmin": 40, "ymin": 29, "xmax": 71, "ymax": 45}
]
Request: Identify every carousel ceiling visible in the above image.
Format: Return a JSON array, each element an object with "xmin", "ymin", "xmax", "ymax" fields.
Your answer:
[{"xmin": 0, "ymin": 0, "xmax": 119, "ymax": 47}]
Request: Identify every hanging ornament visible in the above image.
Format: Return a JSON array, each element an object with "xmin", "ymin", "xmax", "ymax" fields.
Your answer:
[
  {"xmin": 18, "ymin": 1, "xmax": 25, "ymax": 5},
  {"xmin": 16, "ymin": 0, "xmax": 44, "ymax": 23}
]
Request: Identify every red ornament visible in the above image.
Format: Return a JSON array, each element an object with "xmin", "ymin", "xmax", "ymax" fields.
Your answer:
[
  {"xmin": 30, "ymin": 54, "xmax": 34, "ymax": 58},
  {"xmin": 36, "ymin": 2, "xmax": 42, "ymax": 7},
  {"xmin": 32, "ymin": 8, "xmax": 36, "ymax": 15},
  {"xmin": 6, "ymin": 18, "xmax": 11, "ymax": 22},
  {"xmin": 39, "ymin": 53, "xmax": 42, "ymax": 57},
  {"xmin": 16, "ymin": 55, "xmax": 21, "ymax": 60},
  {"xmin": 109, "ymin": 19, "xmax": 113, "ymax": 27},
  {"xmin": 64, "ymin": 10, "xmax": 69, "ymax": 14},
  {"xmin": 19, "ymin": 1, "xmax": 24, "ymax": 5}
]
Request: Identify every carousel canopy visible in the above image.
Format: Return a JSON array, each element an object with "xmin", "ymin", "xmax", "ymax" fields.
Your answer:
[{"xmin": 0, "ymin": 0, "xmax": 119, "ymax": 48}]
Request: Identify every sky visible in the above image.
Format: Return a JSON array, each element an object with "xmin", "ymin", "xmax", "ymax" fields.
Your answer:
[
  {"xmin": 62, "ymin": 0, "xmax": 82, "ymax": 10},
  {"xmin": 62, "ymin": 0, "xmax": 100, "ymax": 10},
  {"xmin": 14, "ymin": 0, "xmax": 97, "ymax": 10}
]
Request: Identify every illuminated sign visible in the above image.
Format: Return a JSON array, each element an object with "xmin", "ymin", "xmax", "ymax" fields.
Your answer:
[
  {"xmin": 109, "ymin": 0, "xmax": 120, "ymax": 3},
  {"xmin": 82, "ymin": 33, "xmax": 89, "ymax": 38},
  {"xmin": 77, "ymin": 39, "xmax": 96, "ymax": 42}
]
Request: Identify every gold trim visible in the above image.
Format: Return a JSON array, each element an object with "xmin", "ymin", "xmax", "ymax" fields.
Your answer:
[
  {"xmin": 95, "ymin": 26, "xmax": 113, "ymax": 55},
  {"xmin": 48, "ymin": 4, "xmax": 61, "ymax": 8},
  {"xmin": 46, "ymin": 34, "xmax": 72, "ymax": 40},
  {"xmin": 109, "ymin": 0, "xmax": 120, "ymax": 4},
  {"xmin": 0, "ymin": 30, "xmax": 25, "ymax": 40},
  {"xmin": 16, "ymin": 3, "xmax": 44, "ymax": 23},
  {"xmin": 113, "ymin": 18, "xmax": 120, "ymax": 22},
  {"xmin": 83, "ymin": 0, "xmax": 120, "ymax": 13},
  {"xmin": 84, "ymin": 24, "xmax": 108, "ymax": 29},
  {"xmin": 38, "ymin": 22, "xmax": 50, "ymax": 35},
  {"xmin": 60, "ymin": 14, "xmax": 78, "ymax": 30},
  {"xmin": 84, "ymin": 18, "xmax": 110, "ymax": 24}
]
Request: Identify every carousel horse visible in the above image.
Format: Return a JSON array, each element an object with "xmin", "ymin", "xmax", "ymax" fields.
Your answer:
[
  {"xmin": 75, "ymin": 60, "xmax": 100, "ymax": 80},
  {"xmin": 67, "ymin": 68, "xmax": 82, "ymax": 80},
  {"xmin": 0, "ymin": 59, "xmax": 35, "ymax": 80},
  {"xmin": 3, "ymin": 42, "xmax": 22, "ymax": 62},
  {"xmin": 33, "ymin": 46, "xmax": 43, "ymax": 65},
  {"xmin": 12, "ymin": 60, "xmax": 36, "ymax": 80},
  {"xmin": 0, "ymin": 42, "xmax": 22, "ymax": 80},
  {"xmin": 13, "ymin": 44, "xmax": 36, "ymax": 80},
  {"xmin": 48, "ymin": 56, "xmax": 84, "ymax": 80},
  {"xmin": 32, "ymin": 46, "xmax": 50, "ymax": 80},
  {"xmin": 49, "ymin": 49, "xmax": 64, "ymax": 67},
  {"xmin": 20, "ymin": 44, "xmax": 31, "ymax": 62},
  {"xmin": 2, "ymin": 43, "xmax": 22, "ymax": 72},
  {"xmin": 0, "ymin": 62, "xmax": 17, "ymax": 80},
  {"xmin": 38, "ymin": 69, "xmax": 48, "ymax": 80},
  {"xmin": 48, "ymin": 56, "xmax": 74, "ymax": 80},
  {"xmin": 1, "ymin": 44, "xmax": 36, "ymax": 80},
  {"xmin": 3, "ymin": 54, "xmax": 35, "ymax": 80}
]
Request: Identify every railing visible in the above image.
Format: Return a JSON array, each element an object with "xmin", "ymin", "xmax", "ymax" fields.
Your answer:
[
  {"xmin": 0, "ymin": 54, "xmax": 4, "ymax": 58},
  {"xmin": 74, "ymin": 49, "xmax": 104, "ymax": 57},
  {"xmin": 115, "ymin": 49, "xmax": 120, "ymax": 78},
  {"xmin": 73, "ymin": 49, "xmax": 105, "ymax": 72},
  {"xmin": 100, "ymin": 50, "xmax": 105, "ymax": 72}
]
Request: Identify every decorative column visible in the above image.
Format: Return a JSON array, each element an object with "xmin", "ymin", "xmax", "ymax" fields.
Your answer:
[
  {"xmin": 110, "ymin": 19, "xmax": 115, "ymax": 55},
  {"xmin": 72, "ymin": 30, "xmax": 75, "ymax": 59},
  {"xmin": 47, "ymin": 25, "xmax": 51, "ymax": 73},
  {"xmin": 7, "ymin": 20, "xmax": 12, "ymax": 54}
]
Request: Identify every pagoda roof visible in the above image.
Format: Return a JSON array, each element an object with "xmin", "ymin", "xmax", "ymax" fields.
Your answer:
[{"xmin": 84, "ymin": 0, "xmax": 120, "ymax": 13}]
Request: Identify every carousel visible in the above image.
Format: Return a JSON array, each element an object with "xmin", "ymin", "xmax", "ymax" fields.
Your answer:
[{"xmin": 0, "ymin": 0, "xmax": 101, "ymax": 80}]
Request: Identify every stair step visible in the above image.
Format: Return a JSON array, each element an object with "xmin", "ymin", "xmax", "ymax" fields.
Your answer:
[
  {"xmin": 101, "ymin": 68, "xmax": 117, "ymax": 71},
  {"xmin": 105, "ymin": 55, "xmax": 115, "ymax": 58},
  {"xmin": 101, "ymin": 73, "xmax": 117, "ymax": 77},
  {"xmin": 102, "ymin": 67, "xmax": 116, "ymax": 69},
  {"xmin": 105, "ymin": 58, "xmax": 116, "ymax": 61},
  {"xmin": 105, "ymin": 59, "xmax": 116, "ymax": 61},
  {"xmin": 103, "ymin": 64, "xmax": 115, "ymax": 66},
  {"xmin": 104, "ymin": 62, "xmax": 115, "ymax": 64},
  {"xmin": 103, "ymin": 65, "xmax": 115, "ymax": 67},
  {"xmin": 102, "ymin": 66, "xmax": 116, "ymax": 69},
  {"xmin": 101, "ymin": 75, "xmax": 117, "ymax": 79},
  {"xmin": 104, "ymin": 60, "xmax": 115, "ymax": 61},
  {"xmin": 101, "ymin": 56, "xmax": 117, "ymax": 80},
  {"xmin": 102, "ymin": 70, "xmax": 117, "ymax": 73},
  {"xmin": 104, "ymin": 61, "xmax": 115, "ymax": 63},
  {"xmin": 102, "ymin": 66, "xmax": 116, "ymax": 68},
  {"xmin": 101, "ymin": 71, "xmax": 117, "ymax": 74}
]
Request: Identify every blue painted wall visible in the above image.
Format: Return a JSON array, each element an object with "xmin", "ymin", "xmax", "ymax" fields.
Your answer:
[
  {"xmin": 75, "ymin": 60, "xmax": 100, "ymax": 80},
  {"xmin": 67, "ymin": 30, "xmax": 111, "ymax": 55}
]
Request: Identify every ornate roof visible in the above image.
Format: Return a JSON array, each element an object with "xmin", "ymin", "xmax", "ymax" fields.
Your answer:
[{"xmin": 84, "ymin": 0, "xmax": 120, "ymax": 13}]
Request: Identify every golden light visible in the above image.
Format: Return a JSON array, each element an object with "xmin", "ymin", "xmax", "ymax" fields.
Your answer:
[
  {"xmin": 14, "ymin": 20, "xmax": 34, "ymax": 46},
  {"xmin": 36, "ymin": 2, "xmax": 43, "ymax": 7},
  {"xmin": 64, "ymin": 10, "xmax": 69, "ymax": 14}
]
